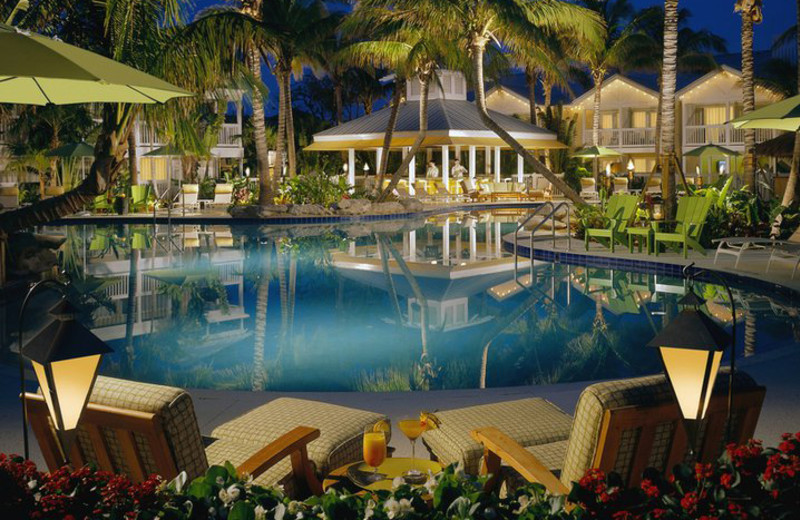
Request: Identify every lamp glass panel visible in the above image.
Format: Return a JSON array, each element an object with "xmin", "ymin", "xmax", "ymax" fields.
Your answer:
[
  {"xmin": 49, "ymin": 354, "xmax": 102, "ymax": 430},
  {"xmin": 660, "ymin": 347, "xmax": 720, "ymax": 420},
  {"xmin": 701, "ymin": 351, "xmax": 723, "ymax": 418},
  {"xmin": 32, "ymin": 360, "xmax": 58, "ymax": 428}
]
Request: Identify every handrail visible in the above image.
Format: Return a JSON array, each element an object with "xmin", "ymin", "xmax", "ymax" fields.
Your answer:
[{"xmin": 513, "ymin": 202, "xmax": 572, "ymax": 284}]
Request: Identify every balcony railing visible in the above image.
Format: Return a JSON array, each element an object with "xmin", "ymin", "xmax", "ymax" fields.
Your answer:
[
  {"xmin": 585, "ymin": 128, "xmax": 656, "ymax": 148},
  {"xmin": 685, "ymin": 124, "xmax": 775, "ymax": 146},
  {"xmin": 217, "ymin": 124, "xmax": 241, "ymax": 147}
]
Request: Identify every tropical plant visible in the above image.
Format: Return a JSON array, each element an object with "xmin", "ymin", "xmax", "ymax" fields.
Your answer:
[
  {"xmin": 538, "ymin": 105, "xmax": 578, "ymax": 176},
  {"xmin": 736, "ymin": 0, "xmax": 765, "ymax": 192}
]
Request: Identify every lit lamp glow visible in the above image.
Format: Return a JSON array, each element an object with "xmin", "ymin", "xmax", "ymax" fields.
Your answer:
[
  {"xmin": 646, "ymin": 268, "xmax": 736, "ymax": 446},
  {"xmin": 627, "ymin": 159, "xmax": 635, "ymax": 181},
  {"xmin": 363, "ymin": 163, "xmax": 370, "ymax": 174},
  {"xmin": 21, "ymin": 294, "xmax": 112, "ymax": 457}
]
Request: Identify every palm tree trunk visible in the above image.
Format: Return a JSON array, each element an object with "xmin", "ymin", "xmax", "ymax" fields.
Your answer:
[
  {"xmin": 249, "ymin": 45, "xmax": 274, "ymax": 206},
  {"xmin": 741, "ymin": 10, "xmax": 756, "ymax": 190},
  {"xmin": 543, "ymin": 79, "xmax": 553, "ymax": 111},
  {"xmin": 525, "ymin": 66, "xmax": 537, "ymax": 124},
  {"xmin": 284, "ymin": 70, "xmax": 297, "ymax": 178},
  {"xmin": 277, "ymin": 243, "xmax": 289, "ymax": 357},
  {"xmin": 379, "ymin": 68, "xmax": 433, "ymax": 201},
  {"xmin": 654, "ymin": 76, "xmax": 663, "ymax": 161},
  {"xmin": 774, "ymin": 0, "xmax": 800, "ymax": 236},
  {"xmin": 377, "ymin": 236, "xmax": 403, "ymax": 326},
  {"xmin": 333, "ymin": 77, "xmax": 344, "ymax": 125},
  {"xmin": 591, "ymin": 72, "xmax": 603, "ymax": 149},
  {"xmin": 479, "ymin": 339, "xmax": 493, "ymax": 389},
  {"xmin": 661, "ymin": 0, "xmax": 679, "ymax": 219},
  {"xmin": 470, "ymin": 35, "xmax": 584, "ymax": 204},
  {"xmin": 270, "ymin": 66, "xmax": 289, "ymax": 201},
  {"xmin": 128, "ymin": 130, "xmax": 138, "ymax": 186},
  {"xmin": 252, "ymin": 240, "xmax": 272, "ymax": 391},
  {"xmin": 744, "ymin": 310, "xmax": 756, "ymax": 357},
  {"xmin": 379, "ymin": 236, "xmax": 428, "ymax": 356},
  {"xmin": 374, "ymin": 83, "xmax": 403, "ymax": 197}
]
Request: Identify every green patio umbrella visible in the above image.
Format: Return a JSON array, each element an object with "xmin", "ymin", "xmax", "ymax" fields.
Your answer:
[
  {"xmin": 0, "ymin": 22, "xmax": 192, "ymax": 105},
  {"xmin": 572, "ymin": 145, "xmax": 623, "ymax": 158},
  {"xmin": 45, "ymin": 141, "xmax": 95, "ymax": 158},
  {"xmin": 683, "ymin": 144, "xmax": 740, "ymax": 183},
  {"xmin": 729, "ymin": 93, "xmax": 800, "ymax": 132}
]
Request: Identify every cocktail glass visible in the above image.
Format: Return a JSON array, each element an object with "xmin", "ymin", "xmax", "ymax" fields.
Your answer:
[{"xmin": 398, "ymin": 418, "xmax": 427, "ymax": 484}]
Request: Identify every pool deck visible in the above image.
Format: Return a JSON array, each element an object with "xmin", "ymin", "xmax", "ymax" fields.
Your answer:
[{"xmin": 3, "ymin": 344, "xmax": 798, "ymax": 471}]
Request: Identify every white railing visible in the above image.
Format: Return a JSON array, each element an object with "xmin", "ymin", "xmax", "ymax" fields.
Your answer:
[
  {"xmin": 585, "ymin": 128, "xmax": 656, "ymax": 148},
  {"xmin": 136, "ymin": 122, "xmax": 166, "ymax": 147},
  {"xmin": 685, "ymin": 124, "xmax": 775, "ymax": 146},
  {"xmin": 104, "ymin": 277, "xmax": 129, "ymax": 299},
  {"xmin": 217, "ymin": 124, "xmax": 241, "ymax": 147},
  {"xmin": 216, "ymin": 262, "xmax": 242, "ymax": 283}
]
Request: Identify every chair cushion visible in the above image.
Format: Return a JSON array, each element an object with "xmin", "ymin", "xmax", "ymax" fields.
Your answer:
[
  {"xmin": 421, "ymin": 398, "xmax": 573, "ymax": 475},
  {"xmin": 78, "ymin": 376, "xmax": 208, "ymax": 480},
  {"xmin": 205, "ymin": 438, "xmax": 296, "ymax": 495},
  {"xmin": 211, "ymin": 398, "xmax": 387, "ymax": 476}
]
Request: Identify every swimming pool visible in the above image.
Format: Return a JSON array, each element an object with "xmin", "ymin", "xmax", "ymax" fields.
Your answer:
[{"xmin": 35, "ymin": 209, "xmax": 800, "ymax": 392}]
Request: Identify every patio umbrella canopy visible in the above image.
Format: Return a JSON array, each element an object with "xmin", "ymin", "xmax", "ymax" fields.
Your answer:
[
  {"xmin": 729, "ymin": 93, "xmax": 800, "ymax": 132},
  {"xmin": 683, "ymin": 144, "xmax": 740, "ymax": 158},
  {"xmin": 572, "ymin": 145, "xmax": 622, "ymax": 158},
  {"xmin": 45, "ymin": 141, "xmax": 95, "ymax": 158},
  {"xmin": 0, "ymin": 22, "xmax": 192, "ymax": 105}
]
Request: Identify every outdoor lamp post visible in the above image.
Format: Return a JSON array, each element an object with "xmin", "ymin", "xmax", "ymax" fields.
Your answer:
[
  {"xmin": 19, "ymin": 280, "xmax": 112, "ymax": 460},
  {"xmin": 626, "ymin": 159, "xmax": 634, "ymax": 181},
  {"xmin": 646, "ymin": 264, "xmax": 736, "ymax": 448},
  {"xmin": 363, "ymin": 163, "xmax": 370, "ymax": 175}
]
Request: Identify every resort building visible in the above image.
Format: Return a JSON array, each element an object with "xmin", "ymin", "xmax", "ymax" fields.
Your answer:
[{"xmin": 485, "ymin": 55, "xmax": 784, "ymax": 183}]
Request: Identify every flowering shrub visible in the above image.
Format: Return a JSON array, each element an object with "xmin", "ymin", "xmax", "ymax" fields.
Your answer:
[{"xmin": 1, "ymin": 432, "xmax": 798, "ymax": 519}]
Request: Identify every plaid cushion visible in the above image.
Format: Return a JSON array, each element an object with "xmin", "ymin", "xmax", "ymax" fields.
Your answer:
[
  {"xmin": 205, "ymin": 438, "xmax": 296, "ymax": 496},
  {"xmin": 211, "ymin": 398, "xmax": 387, "ymax": 476},
  {"xmin": 422, "ymin": 398, "xmax": 573, "ymax": 475},
  {"xmin": 78, "ymin": 376, "xmax": 208, "ymax": 480}
]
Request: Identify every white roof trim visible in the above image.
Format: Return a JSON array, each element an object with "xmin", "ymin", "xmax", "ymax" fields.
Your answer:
[
  {"xmin": 570, "ymin": 74, "xmax": 659, "ymax": 106},
  {"xmin": 486, "ymin": 85, "xmax": 530, "ymax": 106},
  {"xmin": 676, "ymin": 65, "xmax": 741, "ymax": 99},
  {"xmin": 313, "ymin": 128, "xmax": 555, "ymax": 142}
]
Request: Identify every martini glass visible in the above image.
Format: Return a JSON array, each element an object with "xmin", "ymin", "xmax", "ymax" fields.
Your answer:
[{"xmin": 398, "ymin": 418, "xmax": 427, "ymax": 484}]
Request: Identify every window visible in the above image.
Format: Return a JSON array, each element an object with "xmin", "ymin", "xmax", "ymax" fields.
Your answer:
[
  {"xmin": 600, "ymin": 111, "xmax": 618, "ymax": 129},
  {"xmin": 631, "ymin": 110, "xmax": 656, "ymax": 128},
  {"xmin": 139, "ymin": 158, "xmax": 169, "ymax": 181}
]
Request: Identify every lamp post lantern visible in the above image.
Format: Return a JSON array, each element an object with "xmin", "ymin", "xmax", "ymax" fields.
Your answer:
[
  {"xmin": 647, "ymin": 264, "xmax": 736, "ymax": 448},
  {"xmin": 19, "ymin": 280, "xmax": 112, "ymax": 459}
]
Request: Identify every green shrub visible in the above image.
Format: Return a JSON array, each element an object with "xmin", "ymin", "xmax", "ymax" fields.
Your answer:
[{"xmin": 279, "ymin": 170, "xmax": 352, "ymax": 206}]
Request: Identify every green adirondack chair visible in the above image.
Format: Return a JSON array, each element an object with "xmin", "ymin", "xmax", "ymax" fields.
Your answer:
[
  {"xmin": 129, "ymin": 184, "xmax": 151, "ymax": 213},
  {"xmin": 92, "ymin": 194, "xmax": 113, "ymax": 213},
  {"xmin": 653, "ymin": 196, "xmax": 712, "ymax": 258},
  {"xmin": 584, "ymin": 194, "xmax": 638, "ymax": 253}
]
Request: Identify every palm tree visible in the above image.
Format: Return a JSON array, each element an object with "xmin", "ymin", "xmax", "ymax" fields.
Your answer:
[
  {"xmin": 660, "ymin": 0, "xmax": 680, "ymax": 218},
  {"xmin": 578, "ymin": 0, "xmax": 653, "ymax": 178},
  {"xmin": 736, "ymin": 0, "xmax": 764, "ymax": 191},
  {"xmin": 775, "ymin": 3, "xmax": 800, "ymax": 227},
  {"xmin": 252, "ymin": 239, "xmax": 272, "ymax": 391},
  {"xmin": 374, "ymin": 0, "xmax": 602, "ymax": 204}
]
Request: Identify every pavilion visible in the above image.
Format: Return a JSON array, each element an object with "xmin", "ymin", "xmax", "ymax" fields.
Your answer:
[{"xmin": 305, "ymin": 70, "xmax": 565, "ymax": 195}]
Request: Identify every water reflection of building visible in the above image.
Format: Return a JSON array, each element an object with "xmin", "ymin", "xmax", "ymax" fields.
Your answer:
[
  {"xmin": 333, "ymin": 216, "xmax": 535, "ymax": 331},
  {"xmin": 81, "ymin": 225, "xmax": 248, "ymax": 343}
]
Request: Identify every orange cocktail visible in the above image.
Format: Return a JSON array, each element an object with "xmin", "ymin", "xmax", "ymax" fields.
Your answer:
[{"xmin": 363, "ymin": 431, "xmax": 387, "ymax": 473}]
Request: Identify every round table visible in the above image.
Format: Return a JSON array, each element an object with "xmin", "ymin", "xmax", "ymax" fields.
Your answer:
[{"xmin": 323, "ymin": 458, "xmax": 443, "ymax": 493}]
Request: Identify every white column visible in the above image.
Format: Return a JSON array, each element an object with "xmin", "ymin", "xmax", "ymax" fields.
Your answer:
[
  {"xmin": 348, "ymin": 240, "xmax": 356, "ymax": 256},
  {"xmin": 403, "ymin": 232, "xmax": 409, "ymax": 257},
  {"xmin": 408, "ymin": 151, "xmax": 416, "ymax": 195},
  {"xmin": 484, "ymin": 146, "xmax": 492, "ymax": 175},
  {"xmin": 494, "ymin": 147, "xmax": 502, "ymax": 182},
  {"xmin": 517, "ymin": 154, "xmax": 524, "ymax": 183},
  {"xmin": 427, "ymin": 148, "xmax": 433, "ymax": 163},
  {"xmin": 485, "ymin": 222, "xmax": 492, "ymax": 255},
  {"xmin": 347, "ymin": 148, "xmax": 356, "ymax": 189},
  {"xmin": 409, "ymin": 230, "xmax": 417, "ymax": 262},
  {"xmin": 469, "ymin": 220, "xmax": 477, "ymax": 260},
  {"xmin": 455, "ymin": 229, "xmax": 462, "ymax": 262},
  {"xmin": 495, "ymin": 222, "xmax": 502, "ymax": 258},
  {"xmin": 455, "ymin": 145, "xmax": 462, "ymax": 162},
  {"xmin": 468, "ymin": 146, "xmax": 476, "ymax": 179},
  {"xmin": 376, "ymin": 148, "xmax": 383, "ymax": 174},
  {"xmin": 441, "ymin": 145, "xmax": 450, "ymax": 187},
  {"xmin": 442, "ymin": 221, "xmax": 450, "ymax": 266}
]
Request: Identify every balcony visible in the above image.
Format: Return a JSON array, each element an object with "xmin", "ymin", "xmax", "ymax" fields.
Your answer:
[
  {"xmin": 217, "ymin": 123, "xmax": 241, "ymax": 147},
  {"xmin": 585, "ymin": 128, "xmax": 656, "ymax": 148},
  {"xmin": 684, "ymin": 124, "xmax": 776, "ymax": 147}
]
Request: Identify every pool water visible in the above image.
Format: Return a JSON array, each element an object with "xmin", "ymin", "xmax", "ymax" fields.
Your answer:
[{"xmin": 33, "ymin": 210, "xmax": 800, "ymax": 392}]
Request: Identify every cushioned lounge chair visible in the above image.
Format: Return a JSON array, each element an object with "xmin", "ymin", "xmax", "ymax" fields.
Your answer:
[
  {"xmin": 470, "ymin": 371, "xmax": 764, "ymax": 494},
  {"xmin": 26, "ymin": 376, "xmax": 387, "ymax": 498},
  {"xmin": 580, "ymin": 178, "xmax": 599, "ymax": 202},
  {"xmin": 714, "ymin": 225, "xmax": 800, "ymax": 277},
  {"xmin": 176, "ymin": 184, "xmax": 200, "ymax": 212},
  {"xmin": 0, "ymin": 185, "xmax": 20, "ymax": 210}
]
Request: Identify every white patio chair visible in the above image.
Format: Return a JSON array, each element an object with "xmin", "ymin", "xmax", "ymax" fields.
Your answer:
[
  {"xmin": 176, "ymin": 184, "xmax": 200, "ymax": 212},
  {"xmin": 714, "ymin": 226, "xmax": 800, "ymax": 278},
  {"xmin": 579, "ymin": 177, "xmax": 599, "ymax": 202},
  {"xmin": 211, "ymin": 183, "xmax": 233, "ymax": 207},
  {"xmin": 0, "ymin": 185, "xmax": 20, "ymax": 210}
]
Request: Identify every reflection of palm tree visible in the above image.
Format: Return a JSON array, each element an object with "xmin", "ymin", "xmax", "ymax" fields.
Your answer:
[
  {"xmin": 252, "ymin": 240, "xmax": 272, "ymax": 391},
  {"xmin": 377, "ymin": 235, "xmax": 428, "ymax": 356},
  {"xmin": 744, "ymin": 310, "xmax": 756, "ymax": 357},
  {"xmin": 376, "ymin": 236, "xmax": 404, "ymax": 326},
  {"xmin": 123, "ymin": 246, "xmax": 139, "ymax": 375}
]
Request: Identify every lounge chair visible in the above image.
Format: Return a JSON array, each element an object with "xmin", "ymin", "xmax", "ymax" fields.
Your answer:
[
  {"xmin": 0, "ymin": 185, "xmax": 19, "ymax": 210},
  {"xmin": 644, "ymin": 176, "xmax": 662, "ymax": 197},
  {"xmin": 714, "ymin": 225, "xmax": 800, "ymax": 277},
  {"xmin": 176, "ymin": 183, "xmax": 200, "ymax": 212},
  {"xmin": 129, "ymin": 184, "xmax": 151, "ymax": 213},
  {"xmin": 212, "ymin": 183, "xmax": 234, "ymax": 207},
  {"xmin": 653, "ymin": 196, "xmax": 712, "ymax": 258},
  {"xmin": 579, "ymin": 178, "xmax": 599, "ymax": 202},
  {"xmin": 584, "ymin": 194, "xmax": 639, "ymax": 252},
  {"xmin": 460, "ymin": 180, "xmax": 489, "ymax": 202},
  {"xmin": 612, "ymin": 176, "xmax": 629, "ymax": 194},
  {"xmin": 26, "ymin": 376, "xmax": 387, "ymax": 498},
  {"xmin": 469, "ymin": 371, "xmax": 764, "ymax": 494}
]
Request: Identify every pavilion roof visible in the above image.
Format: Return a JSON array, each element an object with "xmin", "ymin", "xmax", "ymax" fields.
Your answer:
[{"xmin": 307, "ymin": 98, "xmax": 562, "ymax": 151}]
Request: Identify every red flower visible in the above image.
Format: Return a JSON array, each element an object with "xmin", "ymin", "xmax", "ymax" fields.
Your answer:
[
  {"xmin": 612, "ymin": 511, "xmax": 633, "ymax": 520},
  {"xmin": 695, "ymin": 463, "xmax": 714, "ymax": 480},
  {"xmin": 640, "ymin": 479, "xmax": 660, "ymax": 498},
  {"xmin": 720, "ymin": 472, "xmax": 734, "ymax": 489},
  {"xmin": 680, "ymin": 491, "xmax": 699, "ymax": 514}
]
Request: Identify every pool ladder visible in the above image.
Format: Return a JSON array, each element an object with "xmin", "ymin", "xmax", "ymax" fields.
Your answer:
[{"xmin": 513, "ymin": 202, "xmax": 571, "ymax": 284}]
